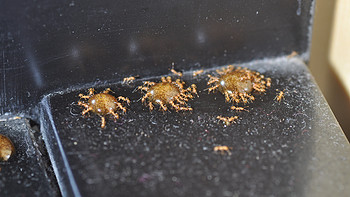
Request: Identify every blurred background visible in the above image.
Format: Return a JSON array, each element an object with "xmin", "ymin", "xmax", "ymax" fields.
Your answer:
[{"xmin": 309, "ymin": 0, "xmax": 350, "ymax": 140}]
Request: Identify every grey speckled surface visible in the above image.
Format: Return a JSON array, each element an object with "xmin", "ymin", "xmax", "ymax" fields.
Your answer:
[{"xmin": 41, "ymin": 57, "xmax": 350, "ymax": 197}]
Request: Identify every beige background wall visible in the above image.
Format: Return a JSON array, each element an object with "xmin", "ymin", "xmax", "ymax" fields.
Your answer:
[{"xmin": 309, "ymin": 0, "xmax": 350, "ymax": 139}]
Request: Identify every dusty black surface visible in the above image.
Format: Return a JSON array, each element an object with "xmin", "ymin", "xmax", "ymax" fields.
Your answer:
[
  {"xmin": 40, "ymin": 58, "xmax": 350, "ymax": 197},
  {"xmin": 0, "ymin": 118, "xmax": 59, "ymax": 197}
]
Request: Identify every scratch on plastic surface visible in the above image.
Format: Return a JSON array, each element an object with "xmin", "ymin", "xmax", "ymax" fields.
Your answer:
[
  {"xmin": 1, "ymin": 50, "xmax": 6, "ymax": 114},
  {"xmin": 297, "ymin": 0, "xmax": 301, "ymax": 15}
]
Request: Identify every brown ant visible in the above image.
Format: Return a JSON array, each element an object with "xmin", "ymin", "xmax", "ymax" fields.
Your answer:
[
  {"xmin": 217, "ymin": 116, "xmax": 239, "ymax": 126},
  {"xmin": 214, "ymin": 146, "xmax": 232, "ymax": 155},
  {"xmin": 275, "ymin": 89, "xmax": 286, "ymax": 102}
]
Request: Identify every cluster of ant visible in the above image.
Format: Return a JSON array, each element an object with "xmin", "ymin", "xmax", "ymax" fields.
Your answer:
[{"xmin": 78, "ymin": 65, "xmax": 284, "ymax": 129}]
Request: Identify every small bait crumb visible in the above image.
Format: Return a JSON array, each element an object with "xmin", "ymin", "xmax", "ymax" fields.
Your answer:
[
  {"xmin": 275, "ymin": 89, "xmax": 285, "ymax": 102},
  {"xmin": 217, "ymin": 116, "xmax": 238, "ymax": 126},
  {"xmin": 0, "ymin": 134, "xmax": 15, "ymax": 161},
  {"xmin": 287, "ymin": 51, "xmax": 298, "ymax": 58},
  {"xmin": 214, "ymin": 146, "xmax": 232, "ymax": 155}
]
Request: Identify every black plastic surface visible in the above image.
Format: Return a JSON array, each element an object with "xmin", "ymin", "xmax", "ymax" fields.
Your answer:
[
  {"xmin": 1, "ymin": 0, "xmax": 314, "ymax": 115},
  {"xmin": 0, "ymin": 118, "xmax": 59, "ymax": 196},
  {"xmin": 40, "ymin": 57, "xmax": 350, "ymax": 197}
]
